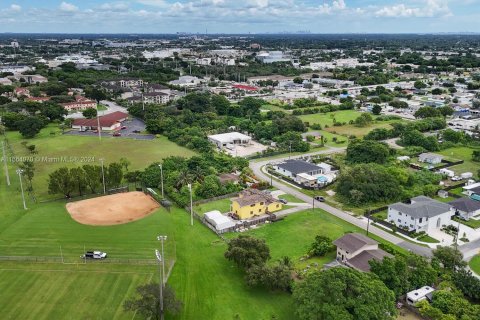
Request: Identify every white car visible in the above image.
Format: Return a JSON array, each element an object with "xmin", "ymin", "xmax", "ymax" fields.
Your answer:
[{"xmin": 81, "ymin": 251, "xmax": 107, "ymax": 259}]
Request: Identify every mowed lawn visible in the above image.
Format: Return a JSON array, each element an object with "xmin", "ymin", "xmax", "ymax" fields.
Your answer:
[
  {"xmin": 299, "ymin": 110, "xmax": 404, "ymax": 138},
  {"xmin": 298, "ymin": 110, "xmax": 363, "ymax": 126},
  {"xmin": 4, "ymin": 125, "xmax": 196, "ymax": 199},
  {"xmin": 225, "ymin": 209, "xmax": 406, "ymax": 265},
  {"xmin": 438, "ymin": 146, "xmax": 480, "ymax": 178},
  {"xmin": 194, "ymin": 198, "xmax": 232, "ymax": 215},
  {"xmin": 0, "ymin": 165, "xmax": 293, "ymax": 320},
  {"xmin": 0, "ymin": 263, "xmax": 152, "ymax": 320}
]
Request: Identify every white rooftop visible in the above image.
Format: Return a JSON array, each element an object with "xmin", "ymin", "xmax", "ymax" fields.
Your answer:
[
  {"xmin": 204, "ymin": 210, "xmax": 237, "ymax": 231},
  {"xmin": 208, "ymin": 132, "xmax": 251, "ymax": 143}
]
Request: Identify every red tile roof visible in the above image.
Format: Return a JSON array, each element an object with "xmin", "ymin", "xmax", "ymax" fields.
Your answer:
[
  {"xmin": 232, "ymin": 84, "xmax": 258, "ymax": 91},
  {"xmin": 73, "ymin": 111, "xmax": 128, "ymax": 128}
]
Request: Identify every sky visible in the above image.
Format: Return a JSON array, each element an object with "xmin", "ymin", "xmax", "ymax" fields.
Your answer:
[{"xmin": 0, "ymin": 0, "xmax": 479, "ymax": 34}]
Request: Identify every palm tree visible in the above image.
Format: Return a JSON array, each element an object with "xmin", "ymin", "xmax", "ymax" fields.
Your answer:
[{"xmin": 175, "ymin": 171, "xmax": 192, "ymax": 190}]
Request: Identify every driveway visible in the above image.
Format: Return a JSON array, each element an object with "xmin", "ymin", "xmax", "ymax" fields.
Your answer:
[{"xmin": 250, "ymin": 147, "xmax": 433, "ymax": 257}]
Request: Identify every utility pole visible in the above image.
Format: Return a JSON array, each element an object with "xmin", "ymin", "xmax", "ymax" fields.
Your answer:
[
  {"xmin": 158, "ymin": 164, "xmax": 164, "ymax": 199},
  {"xmin": 2, "ymin": 141, "xmax": 10, "ymax": 186},
  {"xmin": 155, "ymin": 249, "xmax": 164, "ymax": 320},
  {"xmin": 16, "ymin": 169, "xmax": 27, "ymax": 210},
  {"xmin": 366, "ymin": 210, "xmax": 371, "ymax": 236},
  {"xmin": 188, "ymin": 183, "xmax": 193, "ymax": 226},
  {"xmin": 100, "ymin": 158, "xmax": 106, "ymax": 194},
  {"xmin": 157, "ymin": 235, "xmax": 167, "ymax": 284},
  {"xmin": 96, "ymin": 103, "xmax": 102, "ymax": 140}
]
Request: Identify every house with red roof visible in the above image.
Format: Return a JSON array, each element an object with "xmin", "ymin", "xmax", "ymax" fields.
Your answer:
[{"xmin": 72, "ymin": 111, "xmax": 128, "ymax": 132}]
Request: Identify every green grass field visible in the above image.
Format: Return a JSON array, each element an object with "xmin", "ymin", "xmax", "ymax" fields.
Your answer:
[
  {"xmin": 225, "ymin": 209, "xmax": 407, "ymax": 265},
  {"xmin": 0, "ymin": 263, "xmax": 152, "ymax": 320},
  {"xmin": 194, "ymin": 198, "xmax": 232, "ymax": 215},
  {"xmin": 298, "ymin": 110, "xmax": 362, "ymax": 126},
  {"xmin": 278, "ymin": 193, "xmax": 304, "ymax": 203},
  {"xmin": 438, "ymin": 146, "xmax": 480, "ymax": 178},
  {"xmin": 4, "ymin": 125, "xmax": 196, "ymax": 199},
  {"xmin": 469, "ymin": 255, "xmax": 480, "ymax": 276}
]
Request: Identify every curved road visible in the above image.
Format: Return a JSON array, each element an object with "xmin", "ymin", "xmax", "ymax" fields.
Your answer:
[{"xmin": 250, "ymin": 147, "xmax": 433, "ymax": 257}]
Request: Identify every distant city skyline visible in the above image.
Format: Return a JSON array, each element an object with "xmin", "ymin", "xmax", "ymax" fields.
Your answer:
[{"xmin": 0, "ymin": 0, "xmax": 479, "ymax": 34}]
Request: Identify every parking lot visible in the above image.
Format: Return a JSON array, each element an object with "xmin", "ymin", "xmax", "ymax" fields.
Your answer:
[{"xmin": 65, "ymin": 118, "xmax": 155, "ymax": 140}]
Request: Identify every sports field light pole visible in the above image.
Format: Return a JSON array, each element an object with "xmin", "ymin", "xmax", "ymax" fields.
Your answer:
[
  {"xmin": 16, "ymin": 169, "xmax": 27, "ymax": 210},
  {"xmin": 2, "ymin": 141, "xmax": 10, "ymax": 186},
  {"xmin": 158, "ymin": 164, "xmax": 164, "ymax": 199},
  {"xmin": 188, "ymin": 183, "xmax": 193, "ymax": 226},
  {"xmin": 100, "ymin": 158, "xmax": 106, "ymax": 194},
  {"xmin": 155, "ymin": 249, "xmax": 164, "ymax": 320},
  {"xmin": 157, "ymin": 235, "xmax": 167, "ymax": 284}
]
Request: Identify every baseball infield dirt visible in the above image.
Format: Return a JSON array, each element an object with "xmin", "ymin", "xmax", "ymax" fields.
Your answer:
[{"xmin": 66, "ymin": 191, "xmax": 160, "ymax": 226}]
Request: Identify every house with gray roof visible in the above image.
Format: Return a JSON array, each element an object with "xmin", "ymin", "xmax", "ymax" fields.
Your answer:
[
  {"xmin": 273, "ymin": 159, "xmax": 336, "ymax": 187},
  {"xmin": 418, "ymin": 153, "xmax": 443, "ymax": 165},
  {"xmin": 387, "ymin": 196, "xmax": 454, "ymax": 232},
  {"xmin": 333, "ymin": 233, "xmax": 392, "ymax": 272},
  {"xmin": 449, "ymin": 197, "xmax": 480, "ymax": 221}
]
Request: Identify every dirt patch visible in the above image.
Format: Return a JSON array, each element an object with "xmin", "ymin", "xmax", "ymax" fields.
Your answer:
[{"xmin": 66, "ymin": 191, "xmax": 160, "ymax": 226}]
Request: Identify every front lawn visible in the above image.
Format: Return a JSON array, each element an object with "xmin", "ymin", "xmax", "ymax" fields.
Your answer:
[
  {"xmin": 453, "ymin": 217, "xmax": 480, "ymax": 229},
  {"xmin": 417, "ymin": 234, "xmax": 440, "ymax": 243},
  {"xmin": 278, "ymin": 193, "xmax": 305, "ymax": 203},
  {"xmin": 469, "ymin": 255, "xmax": 480, "ymax": 276}
]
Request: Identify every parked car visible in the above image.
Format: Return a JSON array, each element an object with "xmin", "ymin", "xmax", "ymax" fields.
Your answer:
[
  {"xmin": 121, "ymin": 126, "xmax": 127, "ymax": 130},
  {"xmin": 314, "ymin": 196, "xmax": 325, "ymax": 202},
  {"xmin": 279, "ymin": 199, "xmax": 288, "ymax": 204},
  {"xmin": 113, "ymin": 132, "xmax": 121, "ymax": 137},
  {"xmin": 451, "ymin": 176, "xmax": 462, "ymax": 181},
  {"xmin": 81, "ymin": 251, "xmax": 107, "ymax": 259},
  {"xmin": 132, "ymin": 130, "xmax": 141, "ymax": 133}
]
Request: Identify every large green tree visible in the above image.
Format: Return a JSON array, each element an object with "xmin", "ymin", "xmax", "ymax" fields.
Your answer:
[
  {"xmin": 293, "ymin": 268, "xmax": 397, "ymax": 320},
  {"xmin": 123, "ymin": 283, "xmax": 182, "ymax": 320},
  {"xmin": 224, "ymin": 235, "xmax": 270, "ymax": 269},
  {"xmin": 346, "ymin": 140, "xmax": 392, "ymax": 164}
]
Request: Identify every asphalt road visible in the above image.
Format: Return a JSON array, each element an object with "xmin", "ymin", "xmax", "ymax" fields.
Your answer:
[{"xmin": 250, "ymin": 146, "xmax": 434, "ymax": 257}]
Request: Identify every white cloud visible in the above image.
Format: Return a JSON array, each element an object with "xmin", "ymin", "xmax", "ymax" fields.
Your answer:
[
  {"xmin": 59, "ymin": 2, "xmax": 79, "ymax": 12},
  {"xmin": 375, "ymin": 0, "xmax": 451, "ymax": 18},
  {"xmin": 137, "ymin": 0, "xmax": 167, "ymax": 7},
  {"xmin": 10, "ymin": 4, "xmax": 21, "ymax": 12},
  {"xmin": 99, "ymin": 2, "xmax": 129, "ymax": 12}
]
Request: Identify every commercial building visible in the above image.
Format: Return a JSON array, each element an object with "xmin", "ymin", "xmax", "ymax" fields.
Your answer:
[
  {"xmin": 72, "ymin": 111, "xmax": 128, "ymax": 131},
  {"xmin": 208, "ymin": 132, "xmax": 252, "ymax": 150}
]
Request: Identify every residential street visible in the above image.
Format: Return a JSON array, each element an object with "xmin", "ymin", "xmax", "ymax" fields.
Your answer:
[{"xmin": 250, "ymin": 146, "xmax": 434, "ymax": 257}]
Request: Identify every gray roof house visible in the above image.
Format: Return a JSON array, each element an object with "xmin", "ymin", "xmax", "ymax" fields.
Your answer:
[
  {"xmin": 388, "ymin": 196, "xmax": 454, "ymax": 232},
  {"xmin": 274, "ymin": 159, "xmax": 324, "ymax": 177},
  {"xmin": 333, "ymin": 233, "xmax": 392, "ymax": 272},
  {"xmin": 449, "ymin": 197, "xmax": 480, "ymax": 220},
  {"xmin": 418, "ymin": 153, "xmax": 443, "ymax": 165}
]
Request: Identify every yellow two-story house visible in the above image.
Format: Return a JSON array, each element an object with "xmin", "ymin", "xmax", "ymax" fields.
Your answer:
[{"xmin": 231, "ymin": 189, "xmax": 282, "ymax": 220}]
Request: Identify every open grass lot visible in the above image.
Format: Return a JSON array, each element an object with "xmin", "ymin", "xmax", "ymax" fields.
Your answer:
[
  {"xmin": 4, "ymin": 125, "xmax": 196, "ymax": 199},
  {"xmin": 298, "ymin": 110, "xmax": 363, "ymax": 126},
  {"xmin": 324, "ymin": 121, "xmax": 396, "ymax": 138},
  {"xmin": 438, "ymin": 146, "xmax": 480, "ymax": 178},
  {"xmin": 469, "ymin": 255, "xmax": 480, "ymax": 276},
  {"xmin": 0, "ymin": 262, "xmax": 152, "ymax": 320},
  {"xmin": 225, "ymin": 209, "xmax": 407, "ymax": 265},
  {"xmin": 193, "ymin": 198, "xmax": 232, "ymax": 215}
]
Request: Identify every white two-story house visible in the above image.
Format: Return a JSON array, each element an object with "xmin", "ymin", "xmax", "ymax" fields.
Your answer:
[{"xmin": 388, "ymin": 196, "xmax": 454, "ymax": 232}]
